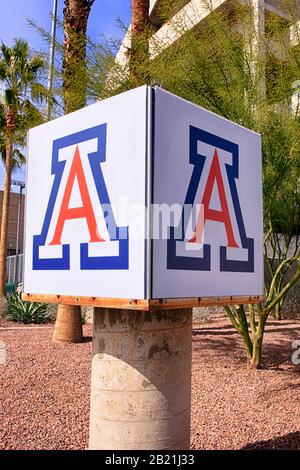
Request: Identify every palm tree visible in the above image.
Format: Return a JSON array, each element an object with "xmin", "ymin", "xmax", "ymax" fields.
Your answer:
[
  {"xmin": 0, "ymin": 106, "xmax": 26, "ymax": 170},
  {"xmin": 53, "ymin": 0, "xmax": 95, "ymax": 344},
  {"xmin": 130, "ymin": 0, "xmax": 150, "ymax": 84},
  {"xmin": 63, "ymin": 0, "xmax": 95, "ymax": 113},
  {"xmin": 0, "ymin": 40, "xmax": 47, "ymax": 296}
]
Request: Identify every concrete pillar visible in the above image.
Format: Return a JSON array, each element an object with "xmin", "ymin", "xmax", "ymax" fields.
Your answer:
[{"xmin": 89, "ymin": 308, "xmax": 192, "ymax": 450}]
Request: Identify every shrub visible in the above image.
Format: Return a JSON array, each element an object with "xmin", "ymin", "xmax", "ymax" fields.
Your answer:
[{"xmin": 6, "ymin": 293, "xmax": 51, "ymax": 324}]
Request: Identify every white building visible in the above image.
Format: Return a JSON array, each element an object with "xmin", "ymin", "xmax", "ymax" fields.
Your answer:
[{"xmin": 116, "ymin": 0, "xmax": 300, "ymax": 110}]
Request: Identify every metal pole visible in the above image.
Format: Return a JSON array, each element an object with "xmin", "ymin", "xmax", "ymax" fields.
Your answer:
[
  {"xmin": 13, "ymin": 185, "xmax": 23, "ymax": 289},
  {"xmin": 47, "ymin": 0, "xmax": 58, "ymax": 120}
]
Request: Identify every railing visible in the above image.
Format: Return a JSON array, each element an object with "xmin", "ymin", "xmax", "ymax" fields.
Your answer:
[{"xmin": 6, "ymin": 254, "xmax": 23, "ymax": 286}]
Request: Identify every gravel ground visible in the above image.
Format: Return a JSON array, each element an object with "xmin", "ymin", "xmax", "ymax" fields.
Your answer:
[{"xmin": 0, "ymin": 315, "xmax": 299, "ymax": 450}]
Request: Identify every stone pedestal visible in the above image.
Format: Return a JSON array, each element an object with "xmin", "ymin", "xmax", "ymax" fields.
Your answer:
[{"xmin": 89, "ymin": 308, "xmax": 192, "ymax": 450}]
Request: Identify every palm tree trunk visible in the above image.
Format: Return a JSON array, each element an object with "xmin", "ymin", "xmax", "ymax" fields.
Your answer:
[
  {"xmin": 0, "ymin": 136, "xmax": 13, "ymax": 296},
  {"xmin": 53, "ymin": 304, "xmax": 83, "ymax": 343},
  {"xmin": 132, "ymin": 0, "xmax": 150, "ymax": 34},
  {"xmin": 130, "ymin": 0, "xmax": 150, "ymax": 84},
  {"xmin": 53, "ymin": 0, "xmax": 94, "ymax": 343},
  {"xmin": 63, "ymin": 0, "xmax": 94, "ymax": 113}
]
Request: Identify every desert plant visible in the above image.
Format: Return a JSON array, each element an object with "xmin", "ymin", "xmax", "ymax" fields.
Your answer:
[
  {"xmin": 118, "ymin": 0, "xmax": 300, "ymax": 368},
  {"xmin": 6, "ymin": 293, "xmax": 51, "ymax": 324}
]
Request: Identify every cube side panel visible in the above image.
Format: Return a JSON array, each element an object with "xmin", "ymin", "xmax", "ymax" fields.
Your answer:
[
  {"xmin": 24, "ymin": 87, "xmax": 148, "ymax": 299},
  {"xmin": 151, "ymin": 87, "xmax": 264, "ymax": 299}
]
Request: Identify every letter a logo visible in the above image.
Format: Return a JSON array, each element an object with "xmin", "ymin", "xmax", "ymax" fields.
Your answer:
[
  {"xmin": 50, "ymin": 146, "xmax": 105, "ymax": 246},
  {"xmin": 189, "ymin": 149, "xmax": 239, "ymax": 248},
  {"xmin": 33, "ymin": 125, "xmax": 129, "ymax": 270},
  {"xmin": 167, "ymin": 126, "xmax": 254, "ymax": 272}
]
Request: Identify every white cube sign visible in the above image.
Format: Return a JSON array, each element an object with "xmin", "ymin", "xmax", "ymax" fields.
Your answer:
[{"xmin": 24, "ymin": 86, "xmax": 263, "ymax": 302}]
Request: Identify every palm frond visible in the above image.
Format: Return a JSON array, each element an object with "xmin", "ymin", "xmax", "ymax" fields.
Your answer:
[
  {"xmin": 0, "ymin": 43, "xmax": 12, "ymax": 65},
  {"xmin": 0, "ymin": 38, "xmax": 48, "ymax": 133},
  {"xmin": 30, "ymin": 82, "xmax": 51, "ymax": 103}
]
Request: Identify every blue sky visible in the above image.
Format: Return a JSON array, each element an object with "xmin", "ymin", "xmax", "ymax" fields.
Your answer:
[{"xmin": 0, "ymin": 0, "xmax": 131, "ymax": 190}]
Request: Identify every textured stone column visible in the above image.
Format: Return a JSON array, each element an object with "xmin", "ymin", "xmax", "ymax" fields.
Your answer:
[{"xmin": 89, "ymin": 308, "xmax": 192, "ymax": 450}]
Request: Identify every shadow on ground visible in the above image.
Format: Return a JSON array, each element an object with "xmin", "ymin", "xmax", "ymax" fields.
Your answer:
[
  {"xmin": 193, "ymin": 319, "xmax": 300, "ymax": 370},
  {"xmin": 242, "ymin": 431, "xmax": 300, "ymax": 450},
  {"xmin": 82, "ymin": 336, "xmax": 92, "ymax": 343}
]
